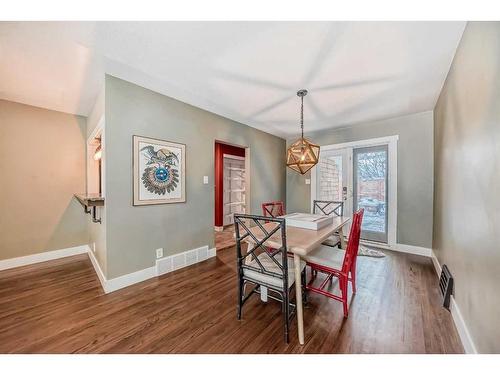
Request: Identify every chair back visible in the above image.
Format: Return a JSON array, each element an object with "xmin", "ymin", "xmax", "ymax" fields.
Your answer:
[
  {"xmin": 341, "ymin": 209, "xmax": 364, "ymax": 274},
  {"xmin": 313, "ymin": 200, "xmax": 344, "ymax": 217},
  {"xmin": 261, "ymin": 201, "xmax": 285, "ymax": 218},
  {"xmin": 234, "ymin": 213, "xmax": 289, "ymax": 288}
]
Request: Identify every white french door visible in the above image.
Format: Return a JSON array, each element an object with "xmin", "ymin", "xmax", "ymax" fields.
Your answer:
[
  {"xmin": 311, "ymin": 148, "xmax": 353, "ymax": 229},
  {"xmin": 311, "ymin": 136, "xmax": 398, "ymax": 246},
  {"xmin": 353, "ymin": 145, "xmax": 389, "ymax": 243}
]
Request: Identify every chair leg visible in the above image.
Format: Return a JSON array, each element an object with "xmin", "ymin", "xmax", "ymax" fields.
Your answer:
[
  {"xmin": 283, "ymin": 291, "xmax": 290, "ymax": 344},
  {"xmin": 237, "ymin": 278, "xmax": 244, "ymax": 320},
  {"xmin": 351, "ymin": 262, "xmax": 357, "ymax": 294},
  {"xmin": 340, "ymin": 276, "xmax": 348, "ymax": 318}
]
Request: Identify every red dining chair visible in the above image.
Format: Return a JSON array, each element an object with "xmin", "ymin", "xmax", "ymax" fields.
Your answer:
[
  {"xmin": 304, "ymin": 209, "xmax": 364, "ymax": 317},
  {"xmin": 261, "ymin": 201, "xmax": 285, "ymax": 218}
]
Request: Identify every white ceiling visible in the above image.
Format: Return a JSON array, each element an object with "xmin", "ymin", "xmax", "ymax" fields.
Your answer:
[{"xmin": 0, "ymin": 21, "xmax": 465, "ymax": 138}]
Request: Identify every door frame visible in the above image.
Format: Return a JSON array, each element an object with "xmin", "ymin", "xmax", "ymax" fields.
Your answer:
[
  {"xmin": 213, "ymin": 140, "xmax": 250, "ymax": 233},
  {"xmin": 310, "ymin": 135, "xmax": 398, "ymax": 247}
]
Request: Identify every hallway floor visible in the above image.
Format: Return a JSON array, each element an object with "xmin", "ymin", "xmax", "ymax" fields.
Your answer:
[{"xmin": 214, "ymin": 225, "xmax": 235, "ymax": 250}]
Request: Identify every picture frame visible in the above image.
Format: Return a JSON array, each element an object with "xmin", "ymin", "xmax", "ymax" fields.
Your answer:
[{"xmin": 133, "ymin": 135, "xmax": 186, "ymax": 205}]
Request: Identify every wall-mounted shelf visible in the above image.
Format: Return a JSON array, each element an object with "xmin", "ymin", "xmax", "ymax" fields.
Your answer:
[{"xmin": 74, "ymin": 194, "xmax": 104, "ymax": 224}]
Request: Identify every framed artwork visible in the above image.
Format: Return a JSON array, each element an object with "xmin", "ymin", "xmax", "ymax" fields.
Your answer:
[{"xmin": 133, "ymin": 135, "xmax": 186, "ymax": 205}]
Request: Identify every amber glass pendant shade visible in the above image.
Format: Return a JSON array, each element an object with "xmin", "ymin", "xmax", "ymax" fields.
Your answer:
[
  {"xmin": 286, "ymin": 137, "xmax": 320, "ymax": 174},
  {"xmin": 286, "ymin": 89, "xmax": 320, "ymax": 174}
]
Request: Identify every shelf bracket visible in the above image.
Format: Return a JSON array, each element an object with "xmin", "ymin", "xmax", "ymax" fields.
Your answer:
[{"xmin": 91, "ymin": 206, "xmax": 101, "ymax": 224}]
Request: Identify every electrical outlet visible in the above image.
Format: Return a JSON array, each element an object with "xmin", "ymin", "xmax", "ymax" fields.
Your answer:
[
  {"xmin": 203, "ymin": 175, "xmax": 209, "ymax": 184},
  {"xmin": 305, "ymin": 178, "xmax": 311, "ymax": 185},
  {"xmin": 156, "ymin": 248, "xmax": 163, "ymax": 259}
]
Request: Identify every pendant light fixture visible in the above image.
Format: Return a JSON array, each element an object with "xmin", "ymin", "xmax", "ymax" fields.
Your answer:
[{"xmin": 286, "ymin": 89, "xmax": 320, "ymax": 174}]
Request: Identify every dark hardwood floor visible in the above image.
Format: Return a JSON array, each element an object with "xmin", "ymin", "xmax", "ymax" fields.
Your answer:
[{"xmin": 0, "ymin": 247, "xmax": 463, "ymax": 353}]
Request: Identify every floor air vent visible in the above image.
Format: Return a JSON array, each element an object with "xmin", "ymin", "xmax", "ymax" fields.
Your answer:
[{"xmin": 439, "ymin": 264, "xmax": 453, "ymax": 310}]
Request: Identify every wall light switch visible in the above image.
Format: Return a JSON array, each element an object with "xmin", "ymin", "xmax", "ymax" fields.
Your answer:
[
  {"xmin": 156, "ymin": 248, "xmax": 163, "ymax": 259},
  {"xmin": 203, "ymin": 176, "xmax": 209, "ymax": 184},
  {"xmin": 305, "ymin": 179, "xmax": 311, "ymax": 185}
]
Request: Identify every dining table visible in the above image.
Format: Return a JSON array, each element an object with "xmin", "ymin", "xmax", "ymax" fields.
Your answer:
[{"xmin": 243, "ymin": 213, "xmax": 351, "ymax": 345}]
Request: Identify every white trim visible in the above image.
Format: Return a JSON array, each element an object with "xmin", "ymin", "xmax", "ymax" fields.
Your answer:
[
  {"xmin": 393, "ymin": 243, "xmax": 432, "ymax": 257},
  {"xmin": 357, "ymin": 239, "xmax": 432, "ymax": 257},
  {"xmin": 223, "ymin": 153, "xmax": 245, "ymax": 161},
  {"xmin": 319, "ymin": 135, "xmax": 400, "ymax": 152},
  {"xmin": 87, "ymin": 116, "xmax": 104, "ymax": 145},
  {"xmin": 0, "ymin": 245, "xmax": 89, "ymax": 271},
  {"xmin": 310, "ymin": 135, "xmax": 398, "ymax": 247},
  {"xmin": 97, "ymin": 245, "xmax": 218, "ymax": 294},
  {"xmin": 431, "ymin": 250, "xmax": 442, "ymax": 276},
  {"xmin": 87, "ymin": 247, "xmax": 107, "ymax": 291},
  {"xmin": 450, "ymin": 296, "xmax": 478, "ymax": 354},
  {"xmin": 387, "ymin": 137, "xmax": 398, "ymax": 246},
  {"xmin": 1, "ymin": 243, "xmax": 218, "ymax": 295},
  {"xmin": 431, "ymin": 250, "xmax": 478, "ymax": 354},
  {"xmin": 86, "ymin": 246, "xmax": 156, "ymax": 294},
  {"xmin": 105, "ymin": 266, "xmax": 157, "ymax": 294},
  {"xmin": 88, "ymin": 244, "xmax": 217, "ymax": 294}
]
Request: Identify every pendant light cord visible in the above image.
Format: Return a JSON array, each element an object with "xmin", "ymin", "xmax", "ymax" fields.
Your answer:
[{"xmin": 300, "ymin": 95, "xmax": 304, "ymax": 139}]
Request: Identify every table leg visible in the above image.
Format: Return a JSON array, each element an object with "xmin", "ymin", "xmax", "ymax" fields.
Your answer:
[
  {"xmin": 260, "ymin": 286, "xmax": 268, "ymax": 302},
  {"xmin": 339, "ymin": 226, "xmax": 346, "ymax": 249},
  {"xmin": 294, "ymin": 254, "xmax": 305, "ymax": 345}
]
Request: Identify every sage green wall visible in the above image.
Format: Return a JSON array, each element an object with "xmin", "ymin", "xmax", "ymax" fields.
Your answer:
[
  {"xmin": 433, "ymin": 22, "xmax": 500, "ymax": 353},
  {"xmin": 0, "ymin": 100, "xmax": 87, "ymax": 260},
  {"xmin": 105, "ymin": 75, "xmax": 286, "ymax": 278},
  {"xmin": 286, "ymin": 111, "xmax": 434, "ymax": 248}
]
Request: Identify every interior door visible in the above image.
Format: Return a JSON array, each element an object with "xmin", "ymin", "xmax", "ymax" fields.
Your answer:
[
  {"xmin": 353, "ymin": 145, "xmax": 388, "ymax": 243},
  {"xmin": 314, "ymin": 148, "xmax": 353, "ymax": 221}
]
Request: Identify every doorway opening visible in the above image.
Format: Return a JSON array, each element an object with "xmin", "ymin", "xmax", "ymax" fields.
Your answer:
[{"xmin": 214, "ymin": 141, "xmax": 249, "ymax": 251}]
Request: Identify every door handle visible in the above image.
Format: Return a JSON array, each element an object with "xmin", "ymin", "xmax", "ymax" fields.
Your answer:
[{"xmin": 342, "ymin": 186, "xmax": 348, "ymax": 201}]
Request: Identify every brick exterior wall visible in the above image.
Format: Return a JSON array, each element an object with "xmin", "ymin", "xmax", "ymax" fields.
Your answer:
[{"xmin": 318, "ymin": 157, "xmax": 342, "ymax": 201}]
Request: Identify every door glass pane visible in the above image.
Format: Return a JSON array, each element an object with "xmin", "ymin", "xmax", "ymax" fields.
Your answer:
[
  {"xmin": 354, "ymin": 146, "xmax": 388, "ymax": 242},
  {"xmin": 318, "ymin": 155, "xmax": 343, "ymax": 201}
]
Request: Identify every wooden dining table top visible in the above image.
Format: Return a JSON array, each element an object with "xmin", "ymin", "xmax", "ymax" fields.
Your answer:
[{"xmin": 241, "ymin": 215, "xmax": 350, "ymax": 257}]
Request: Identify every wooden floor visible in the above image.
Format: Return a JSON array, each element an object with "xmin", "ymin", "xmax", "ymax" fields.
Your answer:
[
  {"xmin": 0, "ymin": 247, "xmax": 463, "ymax": 353},
  {"xmin": 214, "ymin": 225, "xmax": 235, "ymax": 250}
]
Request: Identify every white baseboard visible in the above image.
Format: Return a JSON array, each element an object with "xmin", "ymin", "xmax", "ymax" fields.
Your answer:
[
  {"xmin": 431, "ymin": 250, "xmax": 478, "ymax": 354},
  {"xmin": 105, "ymin": 266, "xmax": 157, "ymax": 294},
  {"xmin": 431, "ymin": 250, "xmax": 442, "ymax": 276},
  {"xmin": 0, "ymin": 244, "xmax": 89, "ymax": 271},
  {"xmin": 1, "ymin": 242, "xmax": 217, "ymax": 295},
  {"xmin": 360, "ymin": 240, "xmax": 432, "ymax": 258},
  {"xmin": 86, "ymin": 247, "xmax": 107, "ymax": 292},
  {"xmin": 450, "ymin": 296, "xmax": 478, "ymax": 354},
  {"xmin": 87, "ymin": 245, "xmax": 217, "ymax": 294},
  {"xmin": 394, "ymin": 243, "xmax": 432, "ymax": 257},
  {"xmin": 87, "ymin": 246, "xmax": 156, "ymax": 294}
]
